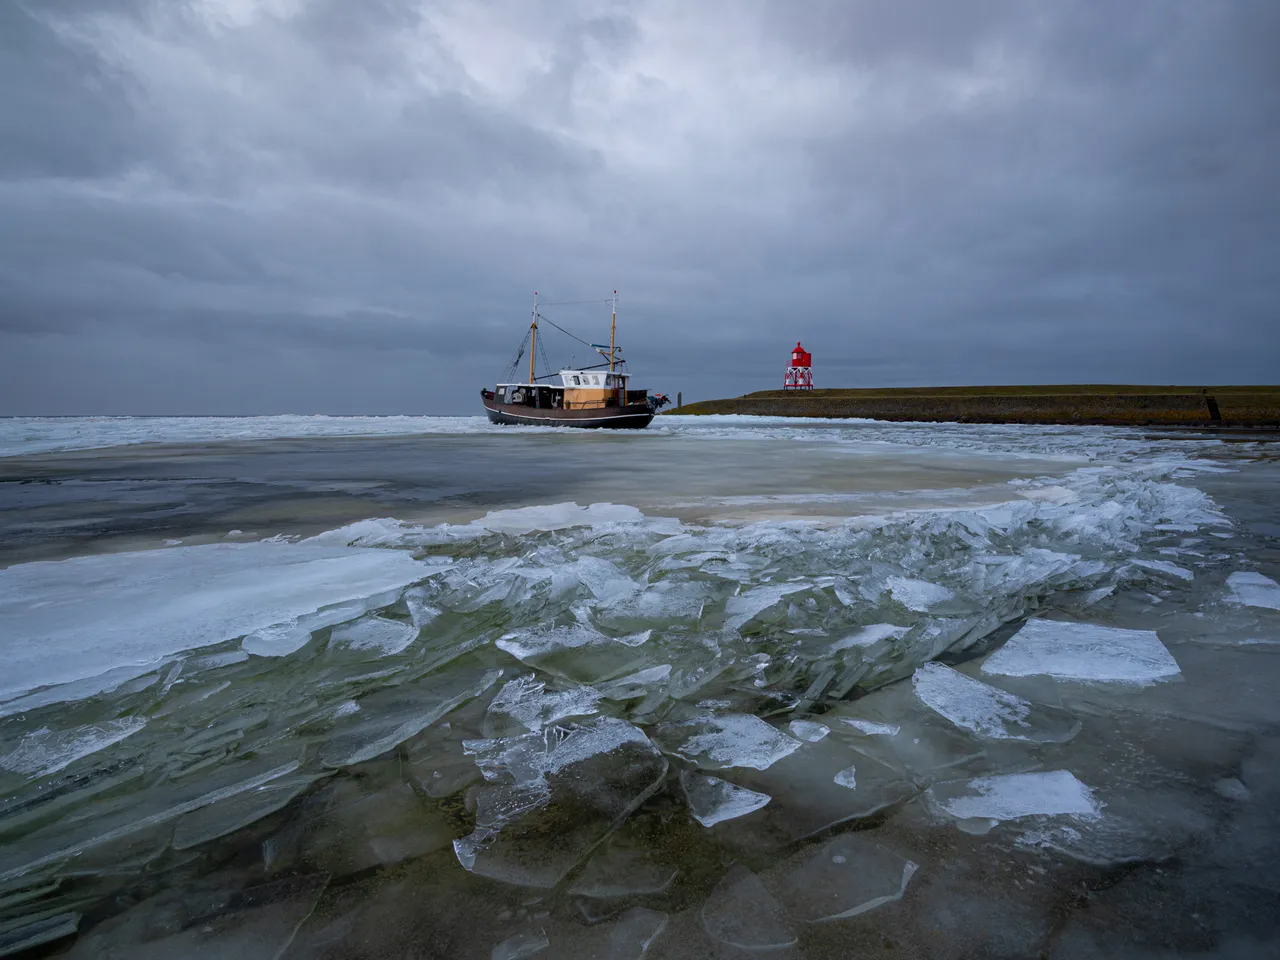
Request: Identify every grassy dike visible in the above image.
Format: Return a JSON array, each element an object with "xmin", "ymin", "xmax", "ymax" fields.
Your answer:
[{"xmin": 670, "ymin": 385, "xmax": 1280, "ymax": 427}]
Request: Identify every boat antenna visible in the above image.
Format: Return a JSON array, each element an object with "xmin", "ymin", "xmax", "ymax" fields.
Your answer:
[
  {"xmin": 529, "ymin": 291, "xmax": 537, "ymax": 385},
  {"xmin": 610, "ymin": 290, "xmax": 617, "ymax": 376}
]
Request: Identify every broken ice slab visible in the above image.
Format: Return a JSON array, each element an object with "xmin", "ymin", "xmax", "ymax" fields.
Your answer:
[
  {"xmin": 606, "ymin": 908, "xmax": 668, "ymax": 960},
  {"xmin": 491, "ymin": 926, "xmax": 549, "ymax": 960},
  {"xmin": 569, "ymin": 823, "xmax": 678, "ymax": 898},
  {"xmin": 653, "ymin": 714, "xmax": 802, "ymax": 771},
  {"xmin": 982, "ymin": 619, "xmax": 1181, "ymax": 684},
  {"xmin": 825, "ymin": 623, "xmax": 910, "ymax": 656},
  {"xmin": 700, "ymin": 865, "xmax": 797, "ymax": 952},
  {"xmin": 172, "ymin": 774, "xmax": 316, "ymax": 851},
  {"xmin": 911, "ymin": 662, "xmax": 1080, "ymax": 742},
  {"xmin": 1226, "ymin": 571, "xmax": 1280, "ymax": 611},
  {"xmin": 329, "ymin": 616, "xmax": 418, "ymax": 656},
  {"xmin": 1131, "ymin": 558, "xmax": 1194, "ymax": 582},
  {"xmin": 711, "ymin": 736, "xmax": 915, "ymax": 846},
  {"xmin": 596, "ymin": 665, "xmax": 672, "ymax": 701},
  {"xmin": 776, "ymin": 834, "xmax": 918, "ymax": 922},
  {"xmin": 885, "ymin": 576, "xmax": 956, "ymax": 612},
  {"xmin": 496, "ymin": 623, "xmax": 653, "ymax": 683},
  {"xmin": 680, "ymin": 770, "xmax": 772, "ymax": 827},
  {"xmin": 926, "ymin": 770, "xmax": 1101, "ymax": 822},
  {"xmin": 0, "ymin": 541, "xmax": 432, "ymax": 705},
  {"xmin": 483, "ymin": 675, "xmax": 601, "ymax": 738},
  {"xmin": 787, "ymin": 719, "xmax": 830, "ymax": 742},
  {"xmin": 318, "ymin": 667, "xmax": 501, "ymax": 767},
  {"xmin": 0, "ymin": 911, "xmax": 80, "ymax": 956},
  {"xmin": 0, "ymin": 753, "xmax": 303, "ymax": 885},
  {"xmin": 0, "ymin": 717, "xmax": 146, "ymax": 779},
  {"xmin": 60, "ymin": 873, "xmax": 327, "ymax": 960},
  {"xmin": 454, "ymin": 718, "xmax": 668, "ymax": 888},
  {"xmin": 724, "ymin": 583, "xmax": 811, "ymax": 631},
  {"xmin": 836, "ymin": 718, "xmax": 900, "ymax": 737}
]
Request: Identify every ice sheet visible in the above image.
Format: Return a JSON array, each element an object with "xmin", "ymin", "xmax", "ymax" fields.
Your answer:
[
  {"xmin": 928, "ymin": 770, "xmax": 1101, "ymax": 821},
  {"xmin": 0, "ymin": 542, "xmax": 431, "ymax": 704},
  {"xmin": 1226, "ymin": 571, "xmax": 1280, "ymax": 610},
  {"xmin": 982, "ymin": 619, "xmax": 1181, "ymax": 684}
]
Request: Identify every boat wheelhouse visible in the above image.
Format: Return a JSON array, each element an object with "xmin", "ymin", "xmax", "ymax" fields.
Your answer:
[{"xmin": 481, "ymin": 292, "xmax": 668, "ymax": 429}]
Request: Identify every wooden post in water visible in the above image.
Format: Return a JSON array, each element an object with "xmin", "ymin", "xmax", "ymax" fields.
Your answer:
[{"xmin": 678, "ymin": 391, "xmax": 682, "ymax": 409}]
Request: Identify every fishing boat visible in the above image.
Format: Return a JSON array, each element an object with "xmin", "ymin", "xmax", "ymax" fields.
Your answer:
[{"xmin": 480, "ymin": 292, "xmax": 669, "ymax": 428}]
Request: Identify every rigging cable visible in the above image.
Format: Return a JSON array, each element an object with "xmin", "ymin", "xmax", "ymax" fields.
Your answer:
[{"xmin": 536, "ymin": 312, "xmax": 598, "ymax": 350}]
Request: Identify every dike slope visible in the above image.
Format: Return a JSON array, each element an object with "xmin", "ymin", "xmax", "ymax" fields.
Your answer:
[{"xmin": 673, "ymin": 385, "xmax": 1280, "ymax": 427}]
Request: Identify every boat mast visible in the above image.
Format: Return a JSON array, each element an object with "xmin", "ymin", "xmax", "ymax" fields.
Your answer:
[
  {"xmin": 610, "ymin": 290, "xmax": 617, "ymax": 376},
  {"xmin": 529, "ymin": 291, "xmax": 537, "ymax": 385}
]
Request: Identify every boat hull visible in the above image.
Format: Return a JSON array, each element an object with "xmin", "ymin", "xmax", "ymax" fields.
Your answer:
[{"xmin": 482, "ymin": 397, "xmax": 654, "ymax": 429}]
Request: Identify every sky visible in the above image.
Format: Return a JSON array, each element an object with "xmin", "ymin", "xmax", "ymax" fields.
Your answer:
[{"xmin": 2, "ymin": 0, "xmax": 1278, "ymax": 415}]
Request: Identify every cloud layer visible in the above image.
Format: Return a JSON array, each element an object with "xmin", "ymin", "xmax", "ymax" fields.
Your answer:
[{"xmin": 3, "ymin": 0, "xmax": 1277, "ymax": 413}]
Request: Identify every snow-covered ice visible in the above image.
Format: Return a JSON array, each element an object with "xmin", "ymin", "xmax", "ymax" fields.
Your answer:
[
  {"xmin": 0, "ymin": 542, "xmax": 431, "ymax": 704},
  {"xmin": 1226, "ymin": 571, "xmax": 1280, "ymax": 610},
  {"xmin": 982, "ymin": 619, "xmax": 1181, "ymax": 684}
]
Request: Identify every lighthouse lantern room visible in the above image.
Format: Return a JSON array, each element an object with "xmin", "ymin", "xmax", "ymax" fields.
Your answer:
[{"xmin": 783, "ymin": 341, "xmax": 813, "ymax": 390}]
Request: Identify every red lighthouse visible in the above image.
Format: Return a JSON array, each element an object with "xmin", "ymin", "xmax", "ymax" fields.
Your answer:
[{"xmin": 783, "ymin": 341, "xmax": 813, "ymax": 390}]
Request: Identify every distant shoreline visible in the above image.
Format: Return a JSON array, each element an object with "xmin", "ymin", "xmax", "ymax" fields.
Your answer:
[{"xmin": 670, "ymin": 385, "xmax": 1280, "ymax": 428}]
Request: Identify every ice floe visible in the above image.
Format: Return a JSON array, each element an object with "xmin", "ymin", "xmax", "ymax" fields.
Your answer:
[
  {"xmin": 656, "ymin": 714, "xmax": 802, "ymax": 771},
  {"xmin": 982, "ymin": 619, "xmax": 1181, "ymax": 684},
  {"xmin": 1226, "ymin": 571, "xmax": 1280, "ymax": 610},
  {"xmin": 330, "ymin": 616, "xmax": 419, "ymax": 655},
  {"xmin": 886, "ymin": 577, "xmax": 956, "ymax": 611},
  {"xmin": 912, "ymin": 662, "xmax": 1079, "ymax": 742},
  {"xmin": 927, "ymin": 770, "xmax": 1101, "ymax": 822},
  {"xmin": 680, "ymin": 771, "xmax": 772, "ymax": 826},
  {"xmin": 788, "ymin": 719, "xmax": 831, "ymax": 742}
]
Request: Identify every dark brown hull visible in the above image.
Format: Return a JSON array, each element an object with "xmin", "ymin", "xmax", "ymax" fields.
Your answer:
[{"xmin": 482, "ymin": 397, "xmax": 654, "ymax": 429}]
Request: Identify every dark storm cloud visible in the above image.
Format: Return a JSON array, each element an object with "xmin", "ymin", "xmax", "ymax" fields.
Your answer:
[{"xmin": 1, "ymin": 0, "xmax": 1277, "ymax": 415}]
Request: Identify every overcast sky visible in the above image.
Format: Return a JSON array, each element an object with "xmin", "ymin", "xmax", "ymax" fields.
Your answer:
[{"xmin": 2, "ymin": 0, "xmax": 1277, "ymax": 414}]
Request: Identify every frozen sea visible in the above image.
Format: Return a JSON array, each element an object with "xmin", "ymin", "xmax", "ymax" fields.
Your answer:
[{"xmin": 0, "ymin": 414, "xmax": 1278, "ymax": 959}]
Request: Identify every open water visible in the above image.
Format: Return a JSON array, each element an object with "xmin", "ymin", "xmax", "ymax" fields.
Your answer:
[{"xmin": 0, "ymin": 415, "xmax": 1277, "ymax": 958}]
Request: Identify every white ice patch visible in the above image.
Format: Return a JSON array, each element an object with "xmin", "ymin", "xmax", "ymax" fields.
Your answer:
[
  {"xmin": 833, "ymin": 765, "xmax": 858, "ymax": 789},
  {"xmin": 788, "ymin": 720, "xmax": 831, "ymax": 742},
  {"xmin": 485, "ymin": 676, "xmax": 601, "ymax": 735},
  {"xmin": 829, "ymin": 623, "xmax": 909, "ymax": 652},
  {"xmin": 912, "ymin": 662, "xmax": 1068, "ymax": 741},
  {"xmin": 982, "ymin": 619, "xmax": 1180, "ymax": 685},
  {"xmin": 1226, "ymin": 572, "xmax": 1280, "ymax": 611},
  {"xmin": 681, "ymin": 771, "xmax": 772, "ymax": 827},
  {"xmin": 331, "ymin": 616, "xmax": 419, "ymax": 655},
  {"xmin": 929, "ymin": 770, "xmax": 1101, "ymax": 821},
  {"xmin": 1132, "ymin": 559, "xmax": 1194, "ymax": 582},
  {"xmin": 496, "ymin": 623, "xmax": 652, "ymax": 662},
  {"xmin": 837, "ymin": 718, "xmax": 901, "ymax": 737},
  {"xmin": 0, "ymin": 542, "xmax": 431, "ymax": 704},
  {"xmin": 0, "ymin": 717, "xmax": 147, "ymax": 777},
  {"xmin": 885, "ymin": 577, "xmax": 955, "ymax": 612},
  {"xmin": 670, "ymin": 715, "xmax": 802, "ymax": 771}
]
